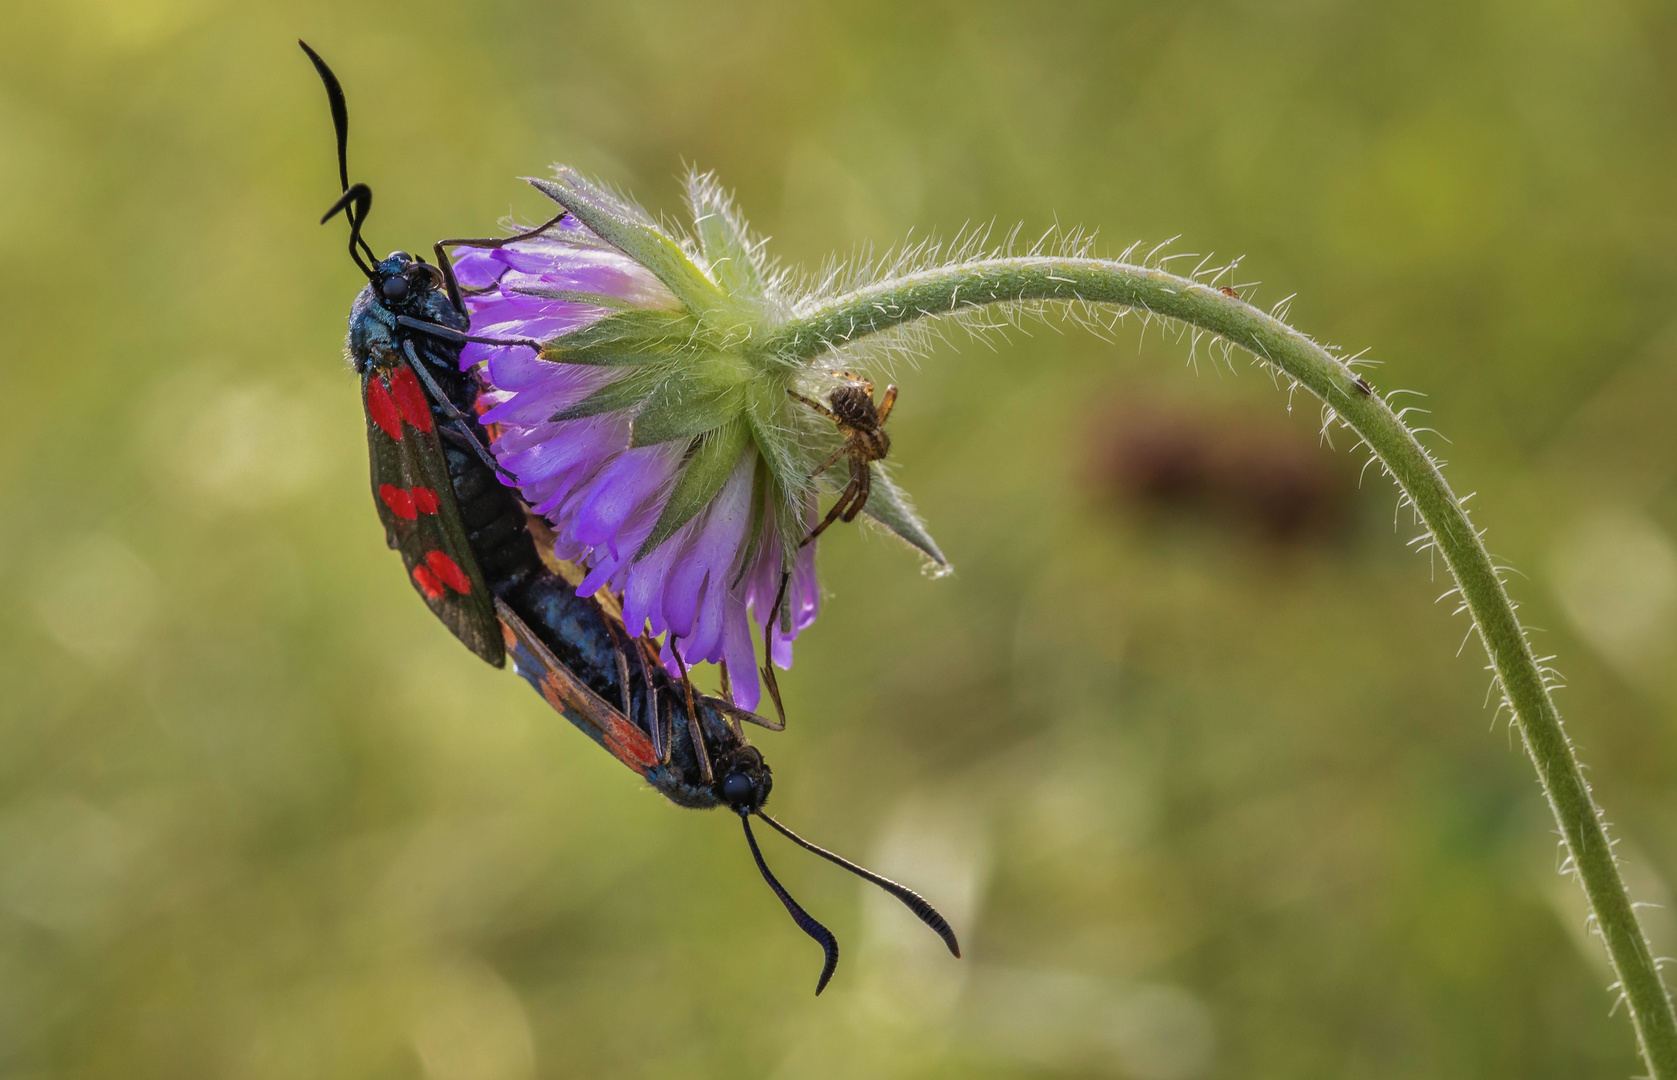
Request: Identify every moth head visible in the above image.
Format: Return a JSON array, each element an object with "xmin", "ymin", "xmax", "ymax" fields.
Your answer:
[
  {"xmin": 373, "ymin": 251, "xmax": 445, "ymax": 306},
  {"xmin": 715, "ymin": 744, "xmax": 772, "ymax": 814}
]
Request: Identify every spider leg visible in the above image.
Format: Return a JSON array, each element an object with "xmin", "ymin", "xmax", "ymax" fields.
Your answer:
[
  {"xmin": 758, "ymin": 572, "xmax": 791, "ymax": 730},
  {"xmin": 789, "ymin": 390, "xmax": 839, "ymax": 422},
  {"xmin": 875, "ymin": 385, "xmax": 898, "ymax": 425},
  {"xmin": 802, "ymin": 476, "xmax": 860, "ymax": 547},
  {"xmin": 841, "ymin": 459, "xmax": 871, "ymax": 522},
  {"xmin": 810, "ymin": 440, "xmax": 853, "ymax": 479}
]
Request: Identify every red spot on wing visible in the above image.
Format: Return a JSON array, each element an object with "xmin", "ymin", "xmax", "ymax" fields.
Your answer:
[
  {"xmin": 538, "ymin": 666, "xmax": 659, "ymax": 772},
  {"xmin": 412, "ymin": 487, "xmax": 440, "ymax": 515},
  {"xmin": 366, "ymin": 376, "xmax": 402, "ymax": 440},
  {"xmin": 599, "ymin": 706, "xmax": 660, "ymax": 770},
  {"xmin": 412, "ymin": 564, "xmax": 445, "ymax": 599},
  {"xmin": 426, "ymin": 551, "xmax": 472, "ymax": 594},
  {"xmin": 379, "ymin": 484, "xmax": 417, "ymax": 520},
  {"xmin": 391, "ymin": 366, "xmax": 435, "ymax": 433}
]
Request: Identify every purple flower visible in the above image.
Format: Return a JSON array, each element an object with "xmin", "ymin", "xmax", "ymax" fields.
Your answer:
[
  {"xmin": 459, "ymin": 180, "xmax": 817, "ymax": 710},
  {"xmin": 458, "ymin": 168, "xmax": 944, "ymax": 711}
]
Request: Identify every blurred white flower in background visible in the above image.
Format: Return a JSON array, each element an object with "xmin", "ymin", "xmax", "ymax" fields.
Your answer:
[
  {"xmin": 29, "ymin": 534, "xmax": 161, "ymax": 666},
  {"xmin": 1548, "ymin": 508, "xmax": 1677, "ymax": 684}
]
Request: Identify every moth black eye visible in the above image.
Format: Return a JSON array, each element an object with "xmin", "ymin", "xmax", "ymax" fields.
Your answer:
[
  {"xmin": 380, "ymin": 275, "xmax": 409, "ymax": 301},
  {"xmin": 722, "ymin": 772, "xmax": 754, "ymax": 806}
]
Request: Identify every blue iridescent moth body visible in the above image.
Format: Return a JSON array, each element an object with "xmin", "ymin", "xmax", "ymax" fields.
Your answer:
[{"xmin": 303, "ymin": 40, "xmax": 957, "ymax": 993}]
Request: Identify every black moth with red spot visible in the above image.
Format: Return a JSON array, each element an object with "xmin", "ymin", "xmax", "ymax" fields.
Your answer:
[
  {"xmin": 347, "ymin": 266, "xmax": 506, "ymax": 663},
  {"xmin": 355, "ymin": 316, "xmax": 500, "ymax": 657},
  {"xmin": 303, "ymin": 41, "xmax": 960, "ymax": 996}
]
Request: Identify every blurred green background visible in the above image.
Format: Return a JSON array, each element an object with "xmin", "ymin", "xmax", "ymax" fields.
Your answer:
[{"xmin": 3, "ymin": 0, "xmax": 1677, "ymax": 1076}]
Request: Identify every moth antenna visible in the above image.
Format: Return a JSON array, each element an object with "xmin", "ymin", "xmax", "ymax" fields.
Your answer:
[
  {"xmin": 300, "ymin": 41, "xmax": 378, "ymax": 276},
  {"xmin": 757, "ymin": 811, "xmax": 961, "ymax": 958},
  {"xmin": 298, "ymin": 41, "xmax": 351, "ymax": 194},
  {"xmin": 320, "ymin": 184, "xmax": 378, "ymax": 284},
  {"xmin": 741, "ymin": 814, "xmax": 839, "ymax": 995}
]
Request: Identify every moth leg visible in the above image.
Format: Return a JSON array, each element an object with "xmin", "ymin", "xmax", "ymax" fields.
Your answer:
[
  {"xmin": 650, "ymin": 692, "xmax": 668, "ymax": 765},
  {"xmin": 717, "ymin": 659, "xmax": 742, "ymax": 737},
  {"xmin": 434, "ymin": 209, "xmax": 569, "ymax": 319},
  {"xmin": 615, "ymin": 649, "xmax": 633, "ymax": 726},
  {"xmin": 400, "ymin": 341, "xmax": 512, "ymax": 482},
  {"xmin": 717, "ymin": 701, "xmax": 784, "ymax": 733},
  {"xmin": 840, "ymin": 459, "xmax": 871, "ymax": 522},
  {"xmin": 633, "ymin": 635, "xmax": 666, "ymax": 763},
  {"xmin": 396, "ymin": 314, "xmax": 543, "ymax": 354},
  {"xmin": 669, "ymin": 635, "xmax": 713, "ymax": 784},
  {"xmin": 433, "ymin": 241, "xmax": 468, "ymax": 320},
  {"xmin": 437, "ymin": 421, "xmax": 494, "ymax": 461},
  {"xmin": 599, "ymin": 616, "xmax": 634, "ymax": 720},
  {"xmin": 875, "ymin": 384, "xmax": 898, "ymax": 424}
]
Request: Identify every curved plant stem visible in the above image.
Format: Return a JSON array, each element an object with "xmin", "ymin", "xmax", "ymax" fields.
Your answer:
[{"xmin": 765, "ymin": 257, "xmax": 1677, "ymax": 1076}]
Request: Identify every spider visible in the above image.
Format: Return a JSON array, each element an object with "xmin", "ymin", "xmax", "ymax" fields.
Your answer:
[{"xmin": 789, "ymin": 375, "xmax": 898, "ymax": 546}]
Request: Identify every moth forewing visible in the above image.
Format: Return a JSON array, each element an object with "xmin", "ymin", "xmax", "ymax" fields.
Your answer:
[{"xmin": 363, "ymin": 359, "xmax": 503, "ymax": 667}]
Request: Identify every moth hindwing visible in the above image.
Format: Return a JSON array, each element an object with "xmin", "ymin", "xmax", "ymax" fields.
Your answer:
[
  {"xmin": 494, "ymin": 598, "xmax": 659, "ymax": 776},
  {"xmin": 364, "ymin": 352, "xmax": 504, "ymax": 666}
]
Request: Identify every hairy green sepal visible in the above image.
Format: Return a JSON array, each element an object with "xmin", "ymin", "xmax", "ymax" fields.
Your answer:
[
  {"xmin": 529, "ymin": 173, "xmax": 736, "ymax": 325},
  {"xmin": 862, "ymin": 463, "xmax": 947, "ymax": 569}
]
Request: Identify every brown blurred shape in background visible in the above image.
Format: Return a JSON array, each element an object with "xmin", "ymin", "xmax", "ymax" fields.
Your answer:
[{"xmin": 1090, "ymin": 397, "xmax": 1356, "ymax": 546}]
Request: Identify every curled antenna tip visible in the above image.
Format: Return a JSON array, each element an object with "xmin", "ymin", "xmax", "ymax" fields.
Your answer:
[
  {"xmin": 757, "ymin": 810, "xmax": 961, "ymax": 960},
  {"xmin": 740, "ymin": 814, "xmax": 839, "ymax": 995}
]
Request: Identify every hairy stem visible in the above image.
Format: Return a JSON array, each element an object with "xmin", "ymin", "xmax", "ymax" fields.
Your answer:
[{"xmin": 767, "ymin": 257, "xmax": 1677, "ymax": 1075}]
